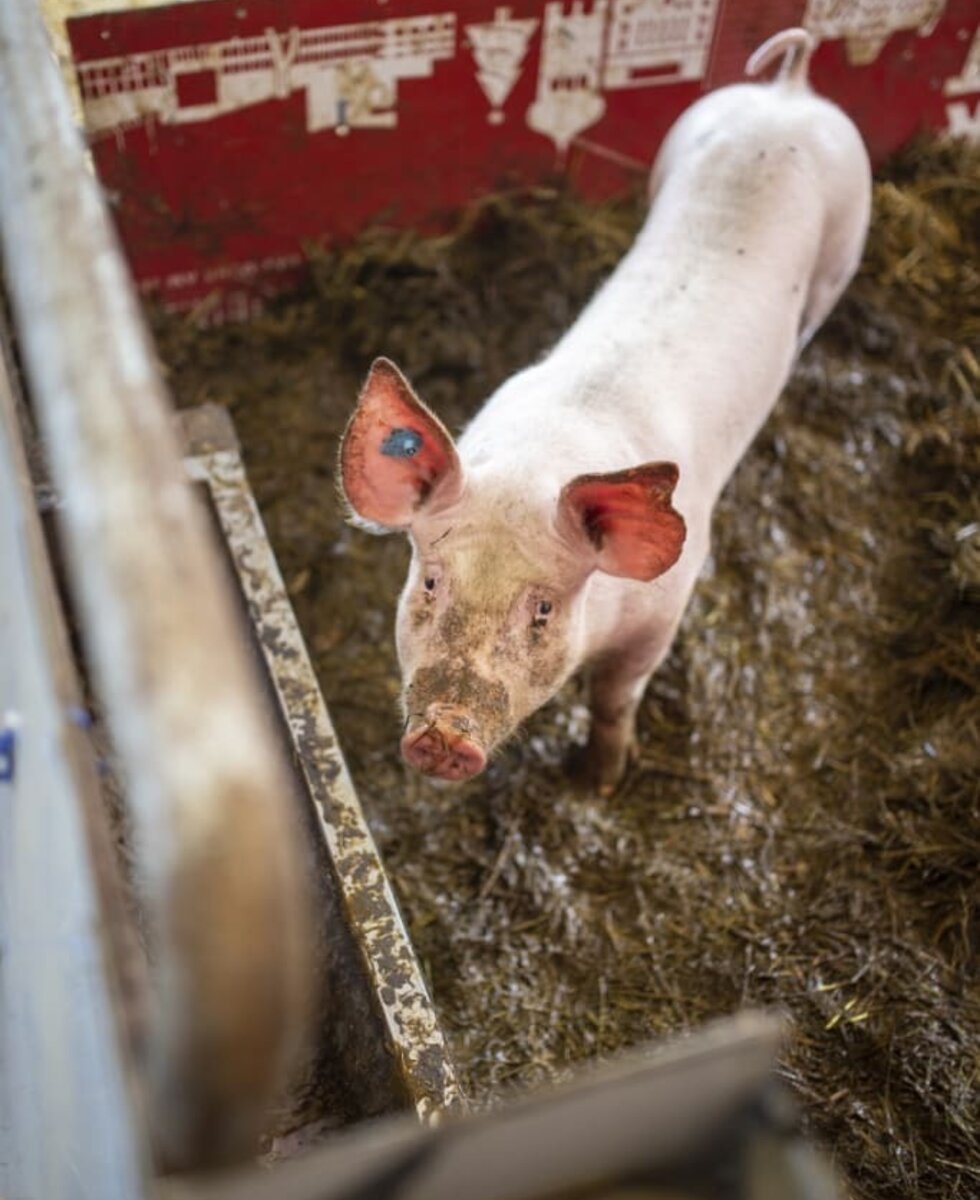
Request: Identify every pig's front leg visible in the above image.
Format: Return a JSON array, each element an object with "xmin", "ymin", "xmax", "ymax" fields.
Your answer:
[{"xmin": 581, "ymin": 634, "xmax": 673, "ymax": 795}]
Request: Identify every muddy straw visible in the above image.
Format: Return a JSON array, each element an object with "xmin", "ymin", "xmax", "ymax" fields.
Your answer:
[{"xmin": 152, "ymin": 138, "xmax": 979, "ymax": 1200}]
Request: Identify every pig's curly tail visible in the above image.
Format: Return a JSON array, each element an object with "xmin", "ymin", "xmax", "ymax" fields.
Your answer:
[{"xmin": 745, "ymin": 27, "xmax": 815, "ymax": 87}]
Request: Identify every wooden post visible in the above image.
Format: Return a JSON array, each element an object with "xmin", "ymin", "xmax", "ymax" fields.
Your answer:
[
  {"xmin": 0, "ymin": 308, "xmax": 153, "ymax": 1200},
  {"xmin": 0, "ymin": 0, "xmax": 313, "ymax": 1170}
]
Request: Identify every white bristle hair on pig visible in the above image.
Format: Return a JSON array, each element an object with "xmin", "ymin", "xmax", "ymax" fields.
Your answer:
[{"xmin": 340, "ymin": 27, "xmax": 872, "ymax": 794}]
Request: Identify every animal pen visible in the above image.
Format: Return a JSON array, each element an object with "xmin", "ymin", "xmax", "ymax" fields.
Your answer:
[{"xmin": 1, "ymin": 2, "xmax": 977, "ymax": 1199}]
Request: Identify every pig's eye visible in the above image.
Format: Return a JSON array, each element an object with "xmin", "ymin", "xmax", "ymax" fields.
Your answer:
[
  {"xmin": 423, "ymin": 576, "xmax": 437, "ymax": 595},
  {"xmin": 532, "ymin": 599, "xmax": 552, "ymax": 627}
]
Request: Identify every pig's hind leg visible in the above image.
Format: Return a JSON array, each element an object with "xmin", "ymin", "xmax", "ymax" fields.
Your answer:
[
  {"xmin": 578, "ymin": 634, "xmax": 674, "ymax": 796},
  {"xmin": 797, "ymin": 253, "xmax": 861, "ymax": 350},
  {"xmin": 797, "ymin": 186, "xmax": 871, "ymax": 350}
]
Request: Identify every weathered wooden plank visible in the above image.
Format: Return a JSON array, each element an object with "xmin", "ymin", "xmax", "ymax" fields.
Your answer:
[
  {"xmin": 0, "ymin": 0, "xmax": 313, "ymax": 1169},
  {"xmin": 182, "ymin": 406, "xmax": 465, "ymax": 1127},
  {"xmin": 0, "ymin": 326, "xmax": 151, "ymax": 1200}
]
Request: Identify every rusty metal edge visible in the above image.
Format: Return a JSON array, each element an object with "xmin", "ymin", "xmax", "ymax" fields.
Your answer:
[{"xmin": 182, "ymin": 414, "xmax": 465, "ymax": 1124}]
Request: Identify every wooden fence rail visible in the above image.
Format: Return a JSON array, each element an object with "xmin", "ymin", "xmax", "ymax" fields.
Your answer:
[{"xmin": 0, "ymin": 0, "xmax": 313, "ymax": 1174}]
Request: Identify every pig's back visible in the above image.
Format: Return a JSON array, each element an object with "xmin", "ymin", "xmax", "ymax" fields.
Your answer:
[
  {"xmin": 547, "ymin": 81, "xmax": 865, "ymax": 477},
  {"xmin": 461, "ymin": 79, "xmax": 869, "ymax": 507},
  {"xmin": 651, "ymin": 80, "xmax": 867, "ymax": 204},
  {"xmin": 649, "ymin": 78, "xmax": 871, "ymax": 340}
]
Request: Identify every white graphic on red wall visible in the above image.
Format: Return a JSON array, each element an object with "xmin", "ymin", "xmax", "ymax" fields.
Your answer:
[
  {"xmin": 75, "ymin": 3, "xmax": 728, "ymax": 151},
  {"xmin": 803, "ymin": 0, "xmax": 947, "ymax": 65},
  {"xmin": 603, "ymin": 0, "xmax": 720, "ymax": 89},
  {"xmin": 944, "ymin": 24, "xmax": 980, "ymax": 138},
  {"xmin": 76, "ymin": 14, "xmax": 456, "ymax": 137},
  {"xmin": 526, "ymin": 0, "xmax": 721, "ymax": 153},
  {"xmin": 527, "ymin": 1, "xmax": 609, "ymax": 153},
  {"xmin": 466, "ymin": 6, "xmax": 539, "ymax": 124}
]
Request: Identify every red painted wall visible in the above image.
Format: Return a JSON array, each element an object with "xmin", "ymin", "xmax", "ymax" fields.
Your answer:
[{"xmin": 67, "ymin": 1, "xmax": 980, "ymax": 320}]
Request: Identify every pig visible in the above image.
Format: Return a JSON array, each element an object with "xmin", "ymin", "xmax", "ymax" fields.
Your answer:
[{"xmin": 339, "ymin": 28, "xmax": 871, "ymax": 794}]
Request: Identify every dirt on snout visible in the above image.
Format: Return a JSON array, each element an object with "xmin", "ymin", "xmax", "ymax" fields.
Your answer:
[{"xmin": 152, "ymin": 137, "xmax": 980, "ymax": 1200}]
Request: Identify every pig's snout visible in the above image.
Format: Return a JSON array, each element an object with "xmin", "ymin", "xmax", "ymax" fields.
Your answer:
[{"xmin": 401, "ymin": 706, "xmax": 487, "ymax": 782}]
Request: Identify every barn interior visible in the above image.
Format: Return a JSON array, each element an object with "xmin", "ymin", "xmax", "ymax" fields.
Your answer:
[{"xmin": 1, "ymin": 2, "xmax": 977, "ymax": 1199}]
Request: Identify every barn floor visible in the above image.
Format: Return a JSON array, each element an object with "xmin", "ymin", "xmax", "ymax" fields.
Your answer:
[{"xmin": 153, "ymin": 139, "xmax": 979, "ymax": 1200}]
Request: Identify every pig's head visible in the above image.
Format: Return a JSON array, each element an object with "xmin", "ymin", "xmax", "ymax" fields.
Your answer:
[{"xmin": 339, "ymin": 359, "xmax": 685, "ymax": 783}]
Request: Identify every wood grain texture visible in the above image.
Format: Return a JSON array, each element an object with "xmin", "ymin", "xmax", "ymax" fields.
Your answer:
[{"xmin": 0, "ymin": 0, "xmax": 313, "ymax": 1170}]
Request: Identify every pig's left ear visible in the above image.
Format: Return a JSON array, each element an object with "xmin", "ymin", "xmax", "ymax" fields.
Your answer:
[
  {"xmin": 340, "ymin": 357, "xmax": 463, "ymax": 529},
  {"xmin": 558, "ymin": 463, "xmax": 686, "ymax": 581}
]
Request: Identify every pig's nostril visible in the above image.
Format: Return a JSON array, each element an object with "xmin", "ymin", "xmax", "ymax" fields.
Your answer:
[
  {"xmin": 402, "ymin": 730, "xmax": 443, "ymax": 772},
  {"xmin": 445, "ymin": 740, "xmax": 486, "ymax": 780}
]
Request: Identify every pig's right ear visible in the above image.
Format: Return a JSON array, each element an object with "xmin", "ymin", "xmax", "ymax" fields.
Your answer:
[
  {"xmin": 339, "ymin": 358, "xmax": 463, "ymax": 529},
  {"xmin": 558, "ymin": 462, "xmax": 686, "ymax": 581}
]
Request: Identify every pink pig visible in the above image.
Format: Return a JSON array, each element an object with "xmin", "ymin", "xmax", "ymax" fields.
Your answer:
[{"xmin": 340, "ymin": 28, "xmax": 871, "ymax": 793}]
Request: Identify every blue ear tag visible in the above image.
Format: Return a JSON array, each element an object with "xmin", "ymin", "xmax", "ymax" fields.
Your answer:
[{"xmin": 381, "ymin": 427, "xmax": 424, "ymax": 458}]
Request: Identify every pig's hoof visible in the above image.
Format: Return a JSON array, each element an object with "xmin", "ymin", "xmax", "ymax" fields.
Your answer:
[
  {"xmin": 594, "ymin": 761, "xmax": 628, "ymax": 798},
  {"xmin": 566, "ymin": 740, "xmax": 629, "ymax": 797}
]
